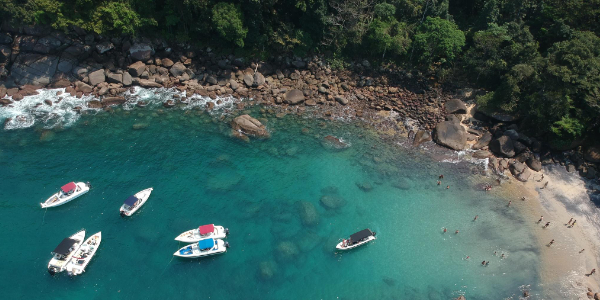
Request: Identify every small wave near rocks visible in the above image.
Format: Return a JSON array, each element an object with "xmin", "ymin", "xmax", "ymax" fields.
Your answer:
[{"xmin": 0, "ymin": 87, "xmax": 241, "ymax": 130}]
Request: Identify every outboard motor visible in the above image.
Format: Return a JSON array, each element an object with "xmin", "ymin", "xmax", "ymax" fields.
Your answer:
[
  {"xmin": 225, "ymin": 228, "xmax": 229, "ymax": 235},
  {"xmin": 86, "ymin": 182, "xmax": 91, "ymax": 188},
  {"xmin": 373, "ymin": 232, "xmax": 377, "ymax": 236},
  {"xmin": 120, "ymin": 211, "xmax": 126, "ymax": 217},
  {"xmin": 225, "ymin": 242, "xmax": 230, "ymax": 248},
  {"xmin": 48, "ymin": 267, "xmax": 56, "ymax": 276}
]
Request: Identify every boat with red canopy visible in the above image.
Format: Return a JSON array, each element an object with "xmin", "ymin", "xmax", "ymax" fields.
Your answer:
[
  {"xmin": 175, "ymin": 224, "xmax": 229, "ymax": 243},
  {"xmin": 41, "ymin": 182, "xmax": 90, "ymax": 208}
]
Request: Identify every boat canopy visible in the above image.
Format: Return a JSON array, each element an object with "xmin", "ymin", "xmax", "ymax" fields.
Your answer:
[
  {"xmin": 124, "ymin": 195, "xmax": 138, "ymax": 206},
  {"xmin": 53, "ymin": 238, "xmax": 76, "ymax": 255},
  {"xmin": 199, "ymin": 224, "xmax": 214, "ymax": 235},
  {"xmin": 350, "ymin": 229, "xmax": 374, "ymax": 242},
  {"xmin": 198, "ymin": 239, "xmax": 215, "ymax": 249},
  {"xmin": 61, "ymin": 182, "xmax": 76, "ymax": 193}
]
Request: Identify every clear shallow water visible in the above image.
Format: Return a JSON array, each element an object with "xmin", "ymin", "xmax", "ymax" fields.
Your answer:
[{"xmin": 0, "ymin": 90, "xmax": 541, "ymax": 299}]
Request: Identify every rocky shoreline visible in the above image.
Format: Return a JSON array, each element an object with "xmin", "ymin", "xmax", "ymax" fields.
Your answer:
[{"xmin": 1, "ymin": 25, "xmax": 599, "ymax": 185}]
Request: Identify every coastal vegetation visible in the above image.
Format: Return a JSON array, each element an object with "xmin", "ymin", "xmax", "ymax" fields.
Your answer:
[{"xmin": 1, "ymin": 0, "xmax": 599, "ymax": 144}]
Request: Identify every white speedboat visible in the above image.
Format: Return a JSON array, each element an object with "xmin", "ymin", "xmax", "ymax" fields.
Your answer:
[
  {"xmin": 173, "ymin": 238, "xmax": 229, "ymax": 258},
  {"xmin": 120, "ymin": 188, "xmax": 153, "ymax": 216},
  {"xmin": 66, "ymin": 232, "xmax": 102, "ymax": 276},
  {"xmin": 336, "ymin": 229, "xmax": 377, "ymax": 251},
  {"xmin": 48, "ymin": 229, "xmax": 86, "ymax": 275},
  {"xmin": 175, "ymin": 224, "xmax": 229, "ymax": 243},
  {"xmin": 41, "ymin": 182, "xmax": 90, "ymax": 208}
]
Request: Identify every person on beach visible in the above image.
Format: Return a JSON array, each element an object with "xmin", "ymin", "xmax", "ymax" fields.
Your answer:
[
  {"xmin": 538, "ymin": 216, "xmax": 543, "ymax": 223},
  {"xmin": 591, "ymin": 269, "xmax": 596, "ymax": 275},
  {"xmin": 580, "ymin": 249, "xmax": 585, "ymax": 253},
  {"xmin": 474, "ymin": 215, "xmax": 478, "ymax": 221},
  {"xmin": 543, "ymin": 222, "xmax": 550, "ymax": 228},
  {"xmin": 567, "ymin": 218, "xmax": 573, "ymax": 225},
  {"xmin": 548, "ymin": 239, "xmax": 554, "ymax": 246},
  {"xmin": 521, "ymin": 196, "xmax": 525, "ymax": 201}
]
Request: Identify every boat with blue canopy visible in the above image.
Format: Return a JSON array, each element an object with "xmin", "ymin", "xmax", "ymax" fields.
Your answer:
[
  {"xmin": 120, "ymin": 188, "xmax": 153, "ymax": 216},
  {"xmin": 174, "ymin": 238, "xmax": 229, "ymax": 258}
]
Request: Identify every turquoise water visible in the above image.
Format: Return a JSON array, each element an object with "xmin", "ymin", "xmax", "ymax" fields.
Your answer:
[{"xmin": 0, "ymin": 92, "xmax": 541, "ymax": 299}]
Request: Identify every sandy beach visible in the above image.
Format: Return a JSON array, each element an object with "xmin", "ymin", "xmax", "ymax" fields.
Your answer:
[{"xmin": 494, "ymin": 164, "xmax": 600, "ymax": 298}]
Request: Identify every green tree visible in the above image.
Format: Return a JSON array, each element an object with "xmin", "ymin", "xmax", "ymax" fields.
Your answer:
[
  {"xmin": 364, "ymin": 19, "xmax": 411, "ymax": 59},
  {"xmin": 412, "ymin": 17, "xmax": 465, "ymax": 65},
  {"xmin": 212, "ymin": 2, "xmax": 247, "ymax": 48}
]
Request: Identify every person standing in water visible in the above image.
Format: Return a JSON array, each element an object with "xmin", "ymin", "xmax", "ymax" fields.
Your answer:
[
  {"xmin": 439, "ymin": 175, "xmax": 444, "ymax": 180},
  {"xmin": 455, "ymin": 230, "xmax": 459, "ymax": 234},
  {"xmin": 446, "ymin": 185, "xmax": 450, "ymax": 189},
  {"xmin": 474, "ymin": 215, "xmax": 478, "ymax": 221},
  {"xmin": 437, "ymin": 180, "xmax": 441, "ymax": 185},
  {"xmin": 443, "ymin": 227, "xmax": 447, "ymax": 233}
]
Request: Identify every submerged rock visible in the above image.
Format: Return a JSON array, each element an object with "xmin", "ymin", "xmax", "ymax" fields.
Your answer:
[
  {"xmin": 319, "ymin": 195, "xmax": 346, "ymax": 210},
  {"xmin": 39, "ymin": 130, "xmax": 55, "ymax": 142},
  {"xmin": 275, "ymin": 241, "xmax": 299, "ymax": 262},
  {"xmin": 258, "ymin": 261, "xmax": 277, "ymax": 280},
  {"xmin": 392, "ymin": 178, "xmax": 412, "ymax": 190},
  {"xmin": 321, "ymin": 135, "xmax": 350, "ymax": 151},
  {"xmin": 412, "ymin": 130, "xmax": 431, "ymax": 147},
  {"xmin": 356, "ymin": 181, "xmax": 373, "ymax": 192},
  {"xmin": 296, "ymin": 200, "xmax": 319, "ymax": 226},
  {"xmin": 132, "ymin": 123, "xmax": 149, "ymax": 130},
  {"xmin": 231, "ymin": 114, "xmax": 270, "ymax": 140}
]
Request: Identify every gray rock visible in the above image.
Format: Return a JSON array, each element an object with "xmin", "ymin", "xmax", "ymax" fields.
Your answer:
[
  {"xmin": 137, "ymin": 79, "xmax": 162, "ymax": 88},
  {"xmin": 526, "ymin": 157, "xmax": 542, "ymax": 172},
  {"xmin": 88, "ymin": 69, "xmax": 106, "ymax": 86},
  {"xmin": 33, "ymin": 37, "xmax": 61, "ymax": 54},
  {"xmin": 518, "ymin": 133, "xmax": 532, "ymax": 146},
  {"xmin": 504, "ymin": 129, "xmax": 520, "ymax": 141},
  {"xmin": 285, "ymin": 89, "xmax": 305, "ymax": 105},
  {"xmin": 106, "ymin": 72, "xmax": 123, "ymax": 84},
  {"xmin": 57, "ymin": 54, "xmax": 77, "ymax": 73},
  {"xmin": 229, "ymin": 80, "xmax": 239, "ymax": 91},
  {"xmin": 206, "ymin": 75, "xmax": 218, "ymax": 85},
  {"xmin": 129, "ymin": 43, "xmax": 153, "ymax": 61},
  {"xmin": 473, "ymin": 150, "xmax": 493, "ymax": 159},
  {"xmin": 128, "ymin": 61, "xmax": 146, "ymax": 77},
  {"xmin": 318, "ymin": 86, "xmax": 329, "ymax": 94},
  {"xmin": 19, "ymin": 36, "xmax": 37, "ymax": 52},
  {"xmin": 445, "ymin": 99, "xmax": 467, "ymax": 114},
  {"xmin": 531, "ymin": 140, "xmax": 542, "ymax": 153},
  {"xmin": 472, "ymin": 131, "xmax": 492, "ymax": 150},
  {"xmin": 122, "ymin": 73, "xmax": 132, "ymax": 86},
  {"xmin": 566, "ymin": 164, "xmax": 576, "ymax": 172},
  {"xmin": 95, "ymin": 42, "xmax": 114, "ymax": 54},
  {"xmin": 0, "ymin": 33, "xmax": 12, "ymax": 44},
  {"xmin": 432, "ymin": 121, "xmax": 467, "ymax": 150},
  {"xmin": 253, "ymin": 72, "xmax": 265, "ymax": 86},
  {"xmin": 169, "ymin": 62, "xmax": 186, "ymax": 77},
  {"xmin": 161, "ymin": 58, "xmax": 174, "ymax": 67},
  {"xmin": 292, "ymin": 60, "xmax": 306, "ymax": 69},
  {"xmin": 334, "ymin": 96, "xmax": 348, "ymax": 105},
  {"xmin": 243, "ymin": 74, "xmax": 253, "ymax": 87},
  {"xmin": 510, "ymin": 161, "xmax": 526, "ymax": 175},
  {"xmin": 9, "ymin": 54, "xmax": 58, "ymax": 86},
  {"xmin": 75, "ymin": 81, "xmax": 93, "ymax": 93},
  {"xmin": 513, "ymin": 140, "xmax": 527, "ymax": 154},
  {"xmin": 445, "ymin": 114, "xmax": 461, "ymax": 123},
  {"xmin": 516, "ymin": 167, "xmax": 532, "ymax": 182},
  {"xmin": 584, "ymin": 145, "xmax": 600, "ymax": 163},
  {"xmin": 0, "ymin": 45, "xmax": 10, "ymax": 63},
  {"xmin": 489, "ymin": 136, "xmax": 515, "ymax": 157},
  {"xmin": 413, "ymin": 130, "xmax": 431, "ymax": 147}
]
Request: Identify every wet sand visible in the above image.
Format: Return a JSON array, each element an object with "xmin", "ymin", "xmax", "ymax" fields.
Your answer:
[{"xmin": 494, "ymin": 164, "xmax": 600, "ymax": 298}]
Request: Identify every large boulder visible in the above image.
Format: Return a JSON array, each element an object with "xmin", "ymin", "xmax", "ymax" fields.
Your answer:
[
  {"xmin": 334, "ymin": 96, "xmax": 348, "ymax": 105},
  {"xmin": 489, "ymin": 136, "xmax": 515, "ymax": 157},
  {"xmin": 285, "ymin": 89, "xmax": 305, "ymax": 105},
  {"xmin": 122, "ymin": 73, "xmax": 132, "ymax": 86},
  {"xmin": 88, "ymin": 69, "xmax": 106, "ymax": 86},
  {"xmin": 253, "ymin": 72, "xmax": 265, "ymax": 86},
  {"xmin": 413, "ymin": 130, "xmax": 431, "ymax": 147},
  {"xmin": 472, "ymin": 150, "xmax": 493, "ymax": 159},
  {"xmin": 9, "ymin": 54, "xmax": 58, "ymax": 86},
  {"xmin": 584, "ymin": 145, "xmax": 600, "ymax": 163},
  {"xmin": 161, "ymin": 58, "xmax": 174, "ymax": 67},
  {"xmin": 137, "ymin": 79, "xmax": 162, "ymax": 88},
  {"xmin": 472, "ymin": 131, "xmax": 492, "ymax": 150},
  {"xmin": 33, "ymin": 36, "xmax": 61, "ymax": 54},
  {"xmin": 526, "ymin": 157, "xmax": 542, "ymax": 172},
  {"xmin": 128, "ymin": 61, "xmax": 146, "ymax": 77},
  {"xmin": 231, "ymin": 115, "xmax": 270, "ymax": 138},
  {"xmin": 504, "ymin": 129, "xmax": 520, "ymax": 141},
  {"xmin": 510, "ymin": 161, "xmax": 526, "ymax": 175},
  {"xmin": 169, "ymin": 62, "xmax": 186, "ymax": 77},
  {"xmin": 445, "ymin": 99, "xmax": 467, "ymax": 114},
  {"xmin": 432, "ymin": 121, "xmax": 467, "ymax": 150},
  {"xmin": 106, "ymin": 72, "xmax": 123, "ymax": 84},
  {"xmin": 101, "ymin": 96, "xmax": 126, "ymax": 106},
  {"xmin": 129, "ymin": 43, "xmax": 153, "ymax": 61},
  {"xmin": 319, "ymin": 195, "xmax": 346, "ymax": 210}
]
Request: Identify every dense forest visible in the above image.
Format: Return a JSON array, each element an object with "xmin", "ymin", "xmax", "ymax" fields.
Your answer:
[{"xmin": 1, "ymin": 0, "xmax": 599, "ymax": 144}]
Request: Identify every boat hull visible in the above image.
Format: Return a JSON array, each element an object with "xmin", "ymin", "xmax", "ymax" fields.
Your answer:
[
  {"xmin": 66, "ymin": 232, "xmax": 102, "ymax": 276},
  {"xmin": 120, "ymin": 188, "xmax": 153, "ymax": 216},
  {"xmin": 175, "ymin": 225, "xmax": 227, "ymax": 243},
  {"xmin": 336, "ymin": 235, "xmax": 376, "ymax": 251},
  {"xmin": 173, "ymin": 239, "xmax": 227, "ymax": 258},
  {"xmin": 48, "ymin": 230, "xmax": 86, "ymax": 275},
  {"xmin": 41, "ymin": 182, "xmax": 89, "ymax": 208}
]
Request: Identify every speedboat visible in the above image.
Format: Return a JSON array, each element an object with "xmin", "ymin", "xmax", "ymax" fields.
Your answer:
[
  {"xmin": 175, "ymin": 224, "xmax": 229, "ymax": 243},
  {"xmin": 120, "ymin": 188, "xmax": 153, "ymax": 216},
  {"xmin": 48, "ymin": 229, "xmax": 86, "ymax": 275},
  {"xmin": 173, "ymin": 238, "xmax": 229, "ymax": 258},
  {"xmin": 66, "ymin": 232, "xmax": 102, "ymax": 276},
  {"xmin": 336, "ymin": 229, "xmax": 377, "ymax": 251},
  {"xmin": 41, "ymin": 182, "xmax": 90, "ymax": 208}
]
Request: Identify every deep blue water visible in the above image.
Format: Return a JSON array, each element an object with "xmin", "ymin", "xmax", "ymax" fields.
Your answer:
[{"xmin": 0, "ymin": 90, "xmax": 541, "ymax": 299}]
